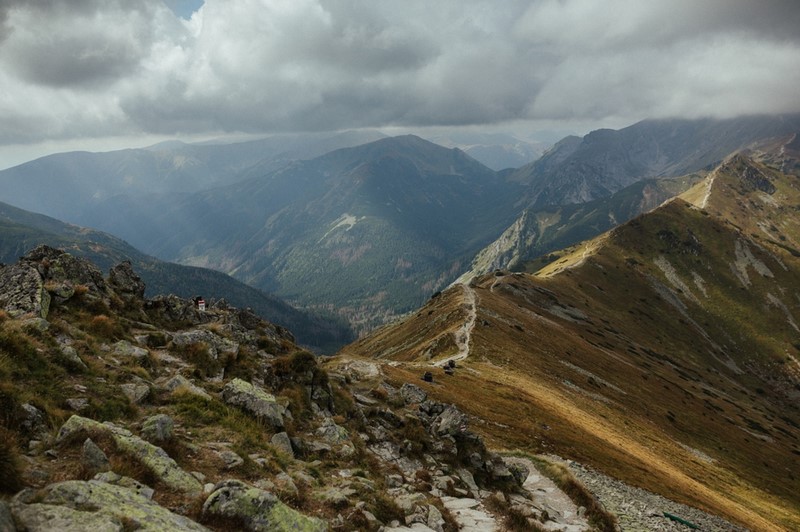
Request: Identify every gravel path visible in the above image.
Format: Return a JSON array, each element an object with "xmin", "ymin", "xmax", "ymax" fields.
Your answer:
[{"xmin": 566, "ymin": 461, "xmax": 747, "ymax": 532}]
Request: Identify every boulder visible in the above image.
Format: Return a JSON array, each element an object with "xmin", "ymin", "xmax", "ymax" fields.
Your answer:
[
  {"xmin": 221, "ymin": 379, "xmax": 285, "ymax": 431},
  {"xmin": 56, "ymin": 415, "xmax": 202, "ymax": 495},
  {"xmin": 19, "ymin": 403, "xmax": 49, "ymax": 439},
  {"xmin": 316, "ymin": 418, "xmax": 349, "ymax": 444},
  {"xmin": 11, "ymin": 480, "xmax": 208, "ymax": 531},
  {"xmin": 81, "ymin": 438, "xmax": 110, "ymax": 475},
  {"xmin": 93, "ymin": 471, "xmax": 154, "ymax": 500},
  {"xmin": 202, "ymin": 479, "xmax": 327, "ymax": 532},
  {"xmin": 400, "ymin": 383, "xmax": 428, "ymax": 405},
  {"xmin": 161, "ymin": 375, "xmax": 211, "ymax": 400},
  {"xmin": 111, "ymin": 340, "xmax": 150, "ymax": 363},
  {"xmin": 108, "ymin": 261, "xmax": 145, "ymax": 302},
  {"xmin": 141, "ymin": 414, "xmax": 174, "ymax": 443},
  {"xmin": 431, "ymin": 405, "xmax": 467, "ymax": 437},
  {"xmin": 0, "ymin": 262, "xmax": 50, "ymax": 318},
  {"xmin": 217, "ymin": 450, "xmax": 244, "ymax": 470},
  {"xmin": 270, "ymin": 432, "xmax": 294, "ymax": 458},
  {"xmin": 58, "ymin": 346, "xmax": 88, "ymax": 371},
  {"xmin": 119, "ymin": 382, "xmax": 150, "ymax": 405}
]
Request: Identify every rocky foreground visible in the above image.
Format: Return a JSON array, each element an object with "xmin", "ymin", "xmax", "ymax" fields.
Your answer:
[{"xmin": 0, "ymin": 246, "xmax": 598, "ymax": 531}]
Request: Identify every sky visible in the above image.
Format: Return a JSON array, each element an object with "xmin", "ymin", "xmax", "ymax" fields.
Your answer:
[{"xmin": 0, "ymin": 0, "xmax": 798, "ymax": 169}]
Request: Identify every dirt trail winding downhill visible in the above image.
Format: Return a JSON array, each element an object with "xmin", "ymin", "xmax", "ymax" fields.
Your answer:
[{"xmin": 436, "ymin": 283, "xmax": 477, "ymax": 367}]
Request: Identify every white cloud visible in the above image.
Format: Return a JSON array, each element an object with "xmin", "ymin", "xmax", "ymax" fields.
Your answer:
[{"xmin": 0, "ymin": 0, "xmax": 797, "ymax": 152}]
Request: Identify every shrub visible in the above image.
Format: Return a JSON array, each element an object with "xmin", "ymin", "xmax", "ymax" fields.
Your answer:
[
  {"xmin": 0, "ymin": 428, "xmax": 23, "ymax": 493},
  {"xmin": 88, "ymin": 315, "xmax": 124, "ymax": 339}
]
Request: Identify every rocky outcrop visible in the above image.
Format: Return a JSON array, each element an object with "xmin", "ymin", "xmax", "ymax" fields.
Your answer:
[
  {"xmin": 0, "ymin": 262, "xmax": 50, "ymax": 318},
  {"xmin": 11, "ymin": 480, "xmax": 209, "ymax": 531},
  {"xmin": 56, "ymin": 415, "xmax": 202, "ymax": 495},
  {"xmin": 221, "ymin": 378, "xmax": 286, "ymax": 431},
  {"xmin": 108, "ymin": 260, "xmax": 146, "ymax": 302},
  {"xmin": 202, "ymin": 479, "xmax": 327, "ymax": 532}
]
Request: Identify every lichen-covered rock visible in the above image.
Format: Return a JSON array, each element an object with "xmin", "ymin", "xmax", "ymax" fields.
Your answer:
[
  {"xmin": 144, "ymin": 295, "xmax": 206, "ymax": 326},
  {"xmin": 119, "ymin": 382, "xmax": 150, "ymax": 404},
  {"xmin": 221, "ymin": 378, "xmax": 285, "ymax": 430},
  {"xmin": 141, "ymin": 414, "xmax": 174, "ymax": 443},
  {"xmin": 270, "ymin": 432, "xmax": 294, "ymax": 458},
  {"xmin": 58, "ymin": 345, "xmax": 88, "ymax": 371},
  {"xmin": 111, "ymin": 340, "xmax": 149, "ymax": 362},
  {"xmin": 202, "ymin": 479, "xmax": 326, "ymax": 532},
  {"xmin": 431, "ymin": 405, "xmax": 467, "ymax": 437},
  {"xmin": 0, "ymin": 262, "xmax": 50, "ymax": 318},
  {"xmin": 20, "ymin": 403, "xmax": 49, "ymax": 439},
  {"xmin": 171, "ymin": 329, "xmax": 239, "ymax": 361},
  {"xmin": 160, "ymin": 374, "xmax": 211, "ymax": 400},
  {"xmin": 400, "ymin": 383, "xmax": 427, "ymax": 405},
  {"xmin": 56, "ymin": 415, "xmax": 202, "ymax": 495},
  {"xmin": 93, "ymin": 471, "xmax": 154, "ymax": 500},
  {"xmin": 108, "ymin": 261, "xmax": 145, "ymax": 303},
  {"xmin": 11, "ymin": 480, "xmax": 208, "ymax": 531},
  {"xmin": 506, "ymin": 460, "xmax": 530, "ymax": 487},
  {"xmin": 81, "ymin": 438, "xmax": 110, "ymax": 474},
  {"xmin": 316, "ymin": 418, "xmax": 349, "ymax": 444}
]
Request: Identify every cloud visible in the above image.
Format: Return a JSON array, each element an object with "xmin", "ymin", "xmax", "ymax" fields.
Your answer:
[{"xmin": 0, "ymin": 0, "xmax": 798, "ymax": 146}]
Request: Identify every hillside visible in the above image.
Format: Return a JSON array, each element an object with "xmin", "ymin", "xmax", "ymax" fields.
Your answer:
[
  {"xmin": 147, "ymin": 135, "xmax": 526, "ymax": 333},
  {"xmin": 457, "ymin": 172, "xmax": 704, "ymax": 282},
  {"xmin": 339, "ymin": 153, "xmax": 800, "ymax": 530},
  {"xmin": 0, "ymin": 246, "xmax": 623, "ymax": 532},
  {"xmin": 0, "ymin": 201, "xmax": 353, "ymax": 353}
]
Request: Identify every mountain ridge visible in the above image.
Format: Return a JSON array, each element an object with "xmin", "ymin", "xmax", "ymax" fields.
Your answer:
[{"xmin": 338, "ymin": 152, "xmax": 800, "ymax": 530}]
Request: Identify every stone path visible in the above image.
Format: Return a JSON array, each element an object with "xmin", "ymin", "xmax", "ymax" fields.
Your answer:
[
  {"xmin": 441, "ymin": 497, "xmax": 498, "ymax": 531},
  {"xmin": 511, "ymin": 457, "xmax": 589, "ymax": 532}
]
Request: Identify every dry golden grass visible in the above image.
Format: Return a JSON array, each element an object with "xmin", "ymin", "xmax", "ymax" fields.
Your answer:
[{"xmin": 341, "ymin": 183, "xmax": 800, "ymax": 531}]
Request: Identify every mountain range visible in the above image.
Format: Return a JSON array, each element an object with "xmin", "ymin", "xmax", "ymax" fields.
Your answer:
[{"xmin": 1, "ymin": 115, "xmax": 798, "ymax": 335}]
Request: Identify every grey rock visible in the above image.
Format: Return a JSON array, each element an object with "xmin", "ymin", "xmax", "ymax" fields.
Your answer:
[
  {"xmin": 81, "ymin": 438, "xmax": 110, "ymax": 474},
  {"xmin": 273, "ymin": 472, "xmax": 298, "ymax": 499},
  {"xmin": 316, "ymin": 418, "xmax": 349, "ymax": 444},
  {"xmin": 507, "ymin": 460, "xmax": 529, "ymax": 487},
  {"xmin": 119, "ymin": 383, "xmax": 150, "ymax": 404},
  {"xmin": 59, "ymin": 346, "xmax": 87, "ymax": 371},
  {"xmin": 93, "ymin": 471, "xmax": 155, "ymax": 500},
  {"xmin": 270, "ymin": 431, "xmax": 294, "ymax": 458},
  {"xmin": 66, "ymin": 398, "xmax": 90, "ymax": 412},
  {"xmin": 11, "ymin": 480, "xmax": 207, "ymax": 531},
  {"xmin": 0, "ymin": 262, "xmax": 49, "ymax": 318},
  {"xmin": 217, "ymin": 450, "xmax": 244, "ymax": 470},
  {"xmin": 202, "ymin": 479, "xmax": 326, "ymax": 532},
  {"xmin": 0, "ymin": 500, "xmax": 15, "ymax": 532},
  {"xmin": 161, "ymin": 374, "xmax": 210, "ymax": 400},
  {"xmin": 108, "ymin": 261, "xmax": 145, "ymax": 302},
  {"xmin": 431, "ymin": 405, "xmax": 467, "ymax": 437},
  {"xmin": 56, "ymin": 415, "xmax": 202, "ymax": 495},
  {"xmin": 426, "ymin": 504, "xmax": 444, "ymax": 532},
  {"xmin": 400, "ymin": 383, "xmax": 428, "ymax": 405},
  {"xmin": 141, "ymin": 414, "xmax": 174, "ymax": 443},
  {"xmin": 111, "ymin": 340, "xmax": 149, "ymax": 362},
  {"xmin": 20, "ymin": 403, "xmax": 48, "ymax": 439},
  {"xmin": 221, "ymin": 378, "xmax": 285, "ymax": 430}
]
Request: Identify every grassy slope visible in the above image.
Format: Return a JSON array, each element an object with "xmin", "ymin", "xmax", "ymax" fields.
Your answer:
[{"xmin": 339, "ymin": 154, "xmax": 800, "ymax": 530}]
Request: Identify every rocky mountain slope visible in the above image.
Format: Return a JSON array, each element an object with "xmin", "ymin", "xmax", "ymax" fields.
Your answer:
[
  {"xmin": 0, "ymin": 245, "xmax": 610, "ymax": 531},
  {"xmin": 511, "ymin": 113, "xmax": 800, "ymax": 207},
  {"xmin": 339, "ymin": 153, "xmax": 800, "ymax": 530},
  {"xmin": 456, "ymin": 173, "xmax": 705, "ymax": 283},
  {"xmin": 462, "ymin": 117, "xmax": 800, "ymax": 280},
  {"xmin": 0, "ymin": 201, "xmax": 353, "ymax": 353}
]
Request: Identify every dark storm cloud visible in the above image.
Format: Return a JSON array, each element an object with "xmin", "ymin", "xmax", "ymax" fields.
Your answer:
[{"xmin": 0, "ymin": 0, "xmax": 798, "ymax": 148}]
